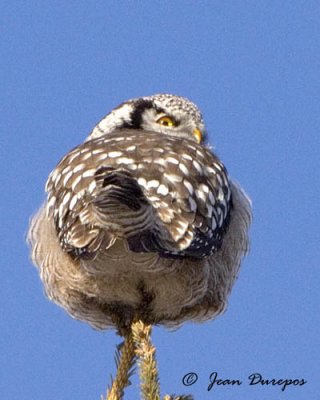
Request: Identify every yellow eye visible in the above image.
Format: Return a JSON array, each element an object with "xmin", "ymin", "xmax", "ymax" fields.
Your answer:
[
  {"xmin": 193, "ymin": 128, "xmax": 202, "ymax": 143},
  {"xmin": 156, "ymin": 116, "xmax": 176, "ymax": 127}
]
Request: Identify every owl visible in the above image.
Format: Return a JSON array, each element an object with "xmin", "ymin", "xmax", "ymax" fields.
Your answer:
[{"xmin": 28, "ymin": 94, "xmax": 251, "ymax": 333}]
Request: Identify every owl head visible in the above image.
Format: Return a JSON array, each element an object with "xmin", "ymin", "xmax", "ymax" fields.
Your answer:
[{"xmin": 87, "ymin": 94, "xmax": 206, "ymax": 144}]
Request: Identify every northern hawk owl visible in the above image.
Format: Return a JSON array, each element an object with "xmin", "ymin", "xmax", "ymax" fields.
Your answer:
[{"xmin": 28, "ymin": 94, "xmax": 251, "ymax": 332}]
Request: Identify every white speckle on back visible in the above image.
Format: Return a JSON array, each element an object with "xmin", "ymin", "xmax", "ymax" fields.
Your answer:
[
  {"xmin": 188, "ymin": 197, "xmax": 197, "ymax": 212},
  {"xmin": 96, "ymin": 153, "xmax": 109, "ymax": 162},
  {"xmin": 67, "ymin": 150, "xmax": 81, "ymax": 163},
  {"xmin": 81, "ymin": 152, "xmax": 93, "ymax": 161},
  {"xmin": 153, "ymin": 158, "xmax": 167, "ymax": 167},
  {"xmin": 206, "ymin": 166, "xmax": 217, "ymax": 175},
  {"xmin": 208, "ymin": 191, "xmax": 215, "ymax": 205},
  {"xmin": 71, "ymin": 175, "xmax": 83, "ymax": 192},
  {"xmin": 61, "ymin": 166, "xmax": 71, "ymax": 175},
  {"xmin": 73, "ymin": 163, "xmax": 86, "ymax": 173},
  {"xmin": 154, "ymin": 147, "xmax": 165, "ymax": 153},
  {"xmin": 126, "ymin": 163, "xmax": 138, "ymax": 170},
  {"xmin": 200, "ymin": 183, "xmax": 209, "ymax": 193},
  {"xmin": 108, "ymin": 151, "xmax": 123, "ymax": 158},
  {"xmin": 88, "ymin": 180, "xmax": 96, "ymax": 193},
  {"xmin": 147, "ymin": 180, "xmax": 160, "ymax": 189},
  {"xmin": 164, "ymin": 172, "xmax": 183, "ymax": 183},
  {"xmin": 147, "ymin": 195, "xmax": 161, "ymax": 202},
  {"xmin": 193, "ymin": 160, "xmax": 203, "ymax": 174},
  {"xmin": 195, "ymin": 188, "xmax": 206, "ymax": 202},
  {"xmin": 47, "ymin": 195, "xmax": 56, "ymax": 211},
  {"xmin": 182, "ymin": 153, "xmax": 193, "ymax": 161},
  {"xmin": 166, "ymin": 156, "xmax": 179, "ymax": 165},
  {"xmin": 115, "ymin": 157, "xmax": 135, "ymax": 165},
  {"xmin": 138, "ymin": 177, "xmax": 147, "ymax": 187},
  {"xmin": 178, "ymin": 162, "xmax": 189, "ymax": 175},
  {"xmin": 92, "ymin": 148, "xmax": 105, "ymax": 155},
  {"xmin": 63, "ymin": 171, "xmax": 73, "ymax": 186},
  {"xmin": 69, "ymin": 194, "xmax": 78, "ymax": 210},
  {"xmin": 58, "ymin": 202, "xmax": 67, "ymax": 220},
  {"xmin": 49, "ymin": 169, "xmax": 59, "ymax": 183},
  {"xmin": 183, "ymin": 180, "xmax": 194, "ymax": 194},
  {"xmin": 157, "ymin": 184, "xmax": 169, "ymax": 196},
  {"xmin": 217, "ymin": 188, "xmax": 225, "ymax": 202},
  {"xmin": 82, "ymin": 169, "xmax": 96, "ymax": 178},
  {"xmin": 187, "ymin": 143, "xmax": 197, "ymax": 152},
  {"xmin": 53, "ymin": 172, "xmax": 62, "ymax": 187},
  {"xmin": 62, "ymin": 191, "xmax": 71, "ymax": 206}
]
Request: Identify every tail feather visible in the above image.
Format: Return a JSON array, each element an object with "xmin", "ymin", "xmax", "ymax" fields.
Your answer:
[{"xmin": 94, "ymin": 167, "xmax": 149, "ymax": 212}]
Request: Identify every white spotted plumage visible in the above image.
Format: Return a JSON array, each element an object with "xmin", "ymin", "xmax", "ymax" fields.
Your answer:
[{"xmin": 28, "ymin": 93, "xmax": 252, "ymax": 332}]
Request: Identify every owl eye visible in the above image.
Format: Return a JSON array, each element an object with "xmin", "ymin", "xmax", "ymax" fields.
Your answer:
[{"xmin": 156, "ymin": 116, "xmax": 176, "ymax": 127}]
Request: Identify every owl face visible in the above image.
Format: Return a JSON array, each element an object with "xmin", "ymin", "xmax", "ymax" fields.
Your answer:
[{"xmin": 88, "ymin": 94, "xmax": 206, "ymax": 144}]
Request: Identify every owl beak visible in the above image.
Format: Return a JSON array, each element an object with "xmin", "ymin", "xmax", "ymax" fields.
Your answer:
[{"xmin": 193, "ymin": 128, "xmax": 202, "ymax": 143}]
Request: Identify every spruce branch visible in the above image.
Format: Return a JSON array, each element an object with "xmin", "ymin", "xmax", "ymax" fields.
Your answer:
[
  {"xmin": 102, "ymin": 320, "xmax": 194, "ymax": 399},
  {"xmin": 132, "ymin": 320, "xmax": 161, "ymax": 400},
  {"xmin": 104, "ymin": 331, "xmax": 136, "ymax": 400}
]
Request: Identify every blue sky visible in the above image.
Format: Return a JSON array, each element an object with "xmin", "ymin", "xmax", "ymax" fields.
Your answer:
[{"xmin": 2, "ymin": 1, "xmax": 319, "ymax": 399}]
